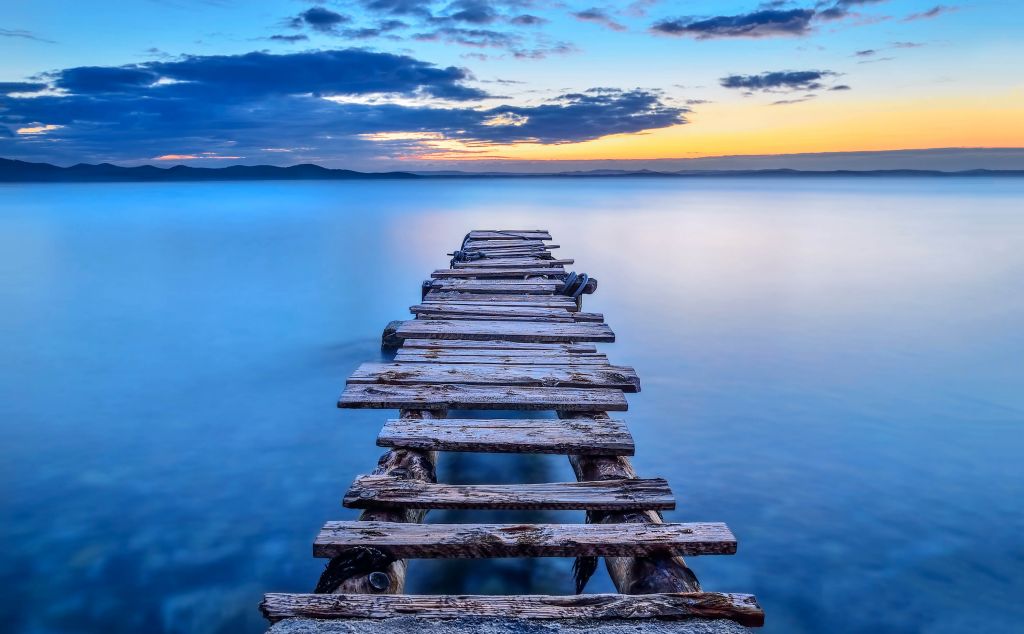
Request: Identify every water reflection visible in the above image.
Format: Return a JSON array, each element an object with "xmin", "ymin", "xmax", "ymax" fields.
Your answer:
[{"xmin": 1, "ymin": 178, "xmax": 1022, "ymax": 634}]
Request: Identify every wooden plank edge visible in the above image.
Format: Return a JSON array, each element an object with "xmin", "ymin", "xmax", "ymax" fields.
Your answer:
[{"xmin": 259, "ymin": 592, "xmax": 765, "ymax": 627}]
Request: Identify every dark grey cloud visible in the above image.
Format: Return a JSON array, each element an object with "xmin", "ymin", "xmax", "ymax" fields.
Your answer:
[
  {"xmin": 510, "ymin": 14, "xmax": 547, "ymax": 25},
  {"xmin": 45, "ymin": 50, "xmax": 487, "ymax": 100},
  {"xmin": 652, "ymin": 9, "xmax": 815, "ymax": 38},
  {"xmin": 904, "ymin": 5, "xmax": 953, "ymax": 21},
  {"xmin": 414, "ymin": 26, "xmax": 520, "ymax": 48},
  {"xmin": 830, "ymin": 84, "xmax": 851, "ymax": 90},
  {"xmin": 0, "ymin": 82, "xmax": 48, "ymax": 94},
  {"xmin": 1, "ymin": 50, "xmax": 684, "ymax": 164},
  {"xmin": 816, "ymin": 0, "xmax": 886, "ymax": 21},
  {"xmin": 720, "ymin": 70, "xmax": 840, "ymax": 92},
  {"xmin": 289, "ymin": 7, "xmax": 352, "ymax": 32},
  {"xmin": 651, "ymin": 0, "xmax": 896, "ymax": 38},
  {"xmin": 854, "ymin": 48, "xmax": 876, "ymax": 56},
  {"xmin": 446, "ymin": 0, "xmax": 499, "ymax": 24},
  {"xmin": 269, "ymin": 34, "xmax": 310, "ymax": 42},
  {"xmin": 572, "ymin": 8, "xmax": 627, "ymax": 31}
]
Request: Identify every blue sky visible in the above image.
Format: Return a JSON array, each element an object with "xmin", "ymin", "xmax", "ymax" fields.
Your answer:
[{"xmin": 1, "ymin": 1, "xmax": 1021, "ymax": 169}]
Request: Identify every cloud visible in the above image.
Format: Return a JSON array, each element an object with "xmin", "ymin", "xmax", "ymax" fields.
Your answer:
[
  {"xmin": 0, "ymin": 28, "xmax": 55, "ymax": 43},
  {"xmin": 414, "ymin": 26, "xmax": 520, "ymax": 48},
  {"xmin": 0, "ymin": 50, "xmax": 684, "ymax": 164},
  {"xmin": 720, "ymin": 70, "xmax": 840, "ymax": 92},
  {"xmin": 830, "ymin": 84, "xmax": 851, "ymax": 90},
  {"xmin": 771, "ymin": 95, "xmax": 816, "ymax": 105},
  {"xmin": 269, "ymin": 34, "xmax": 310, "ymax": 42},
  {"xmin": 289, "ymin": 7, "xmax": 352, "ymax": 32},
  {"xmin": 652, "ymin": 9, "xmax": 815, "ymax": 38},
  {"xmin": 854, "ymin": 48, "xmax": 876, "ymax": 56},
  {"xmin": 510, "ymin": 14, "xmax": 547, "ymax": 25},
  {"xmin": 903, "ymin": 5, "xmax": 954, "ymax": 21},
  {"xmin": 445, "ymin": 0, "xmax": 499, "ymax": 24},
  {"xmin": 0, "ymin": 82, "xmax": 48, "ymax": 94},
  {"xmin": 572, "ymin": 8, "xmax": 627, "ymax": 31},
  {"xmin": 816, "ymin": 0, "xmax": 887, "ymax": 21}
]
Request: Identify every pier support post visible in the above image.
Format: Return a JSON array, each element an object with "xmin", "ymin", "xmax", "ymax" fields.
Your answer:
[
  {"xmin": 315, "ymin": 409, "xmax": 444, "ymax": 594},
  {"xmin": 561, "ymin": 412, "xmax": 702, "ymax": 594}
]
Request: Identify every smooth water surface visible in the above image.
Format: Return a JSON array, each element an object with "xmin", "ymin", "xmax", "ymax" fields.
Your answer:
[{"xmin": 2, "ymin": 178, "xmax": 1022, "ymax": 633}]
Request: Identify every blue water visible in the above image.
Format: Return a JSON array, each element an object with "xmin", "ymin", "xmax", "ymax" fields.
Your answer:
[{"xmin": 2, "ymin": 178, "xmax": 1022, "ymax": 633}]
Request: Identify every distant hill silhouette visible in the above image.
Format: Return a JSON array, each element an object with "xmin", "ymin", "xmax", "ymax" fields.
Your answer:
[
  {"xmin": 2, "ymin": 157, "xmax": 1022, "ymax": 182},
  {"xmin": 0, "ymin": 158, "xmax": 419, "ymax": 182}
]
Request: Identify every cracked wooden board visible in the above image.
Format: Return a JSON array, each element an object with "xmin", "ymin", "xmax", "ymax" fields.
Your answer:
[
  {"xmin": 313, "ymin": 521, "xmax": 737, "ymax": 558},
  {"xmin": 377, "ymin": 416, "xmax": 634, "ymax": 455},
  {"xmin": 347, "ymin": 362, "xmax": 640, "ymax": 392},
  {"xmin": 338, "ymin": 383, "xmax": 628, "ymax": 411}
]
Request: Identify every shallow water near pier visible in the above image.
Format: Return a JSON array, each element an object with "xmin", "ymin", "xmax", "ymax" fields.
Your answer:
[{"xmin": 2, "ymin": 177, "xmax": 1023, "ymax": 633}]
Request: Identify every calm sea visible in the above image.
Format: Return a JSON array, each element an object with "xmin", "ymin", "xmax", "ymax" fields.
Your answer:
[{"xmin": 2, "ymin": 178, "xmax": 1022, "ymax": 633}]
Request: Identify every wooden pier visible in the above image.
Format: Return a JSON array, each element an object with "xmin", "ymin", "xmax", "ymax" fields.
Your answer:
[{"xmin": 261, "ymin": 230, "xmax": 765, "ymax": 630}]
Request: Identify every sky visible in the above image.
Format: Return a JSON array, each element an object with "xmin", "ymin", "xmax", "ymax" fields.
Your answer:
[{"xmin": 1, "ymin": 0, "xmax": 1022, "ymax": 170}]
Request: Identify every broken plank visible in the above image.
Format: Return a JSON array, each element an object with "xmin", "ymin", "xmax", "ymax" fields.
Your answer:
[
  {"xmin": 260, "ymin": 592, "xmax": 765, "ymax": 627},
  {"xmin": 347, "ymin": 362, "xmax": 640, "ymax": 392},
  {"xmin": 399, "ymin": 339, "xmax": 597, "ymax": 353},
  {"xmin": 377, "ymin": 416, "xmax": 634, "ymax": 455},
  {"xmin": 314, "ymin": 520, "xmax": 737, "ymax": 558},
  {"xmin": 394, "ymin": 319, "xmax": 614, "ymax": 343},
  {"xmin": 343, "ymin": 475, "xmax": 672, "ymax": 511},
  {"xmin": 338, "ymin": 384, "xmax": 628, "ymax": 411}
]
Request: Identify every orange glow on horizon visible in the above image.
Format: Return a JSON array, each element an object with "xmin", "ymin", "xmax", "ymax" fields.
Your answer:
[{"xmin": 401, "ymin": 88, "xmax": 1024, "ymax": 162}]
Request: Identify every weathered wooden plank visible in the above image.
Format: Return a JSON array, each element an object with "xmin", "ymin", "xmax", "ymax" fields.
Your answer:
[
  {"xmin": 431, "ymin": 268, "xmax": 566, "ymax": 279},
  {"xmin": 347, "ymin": 362, "xmax": 640, "ymax": 392},
  {"xmin": 415, "ymin": 312, "xmax": 575, "ymax": 324},
  {"xmin": 463, "ymin": 239, "xmax": 550, "ymax": 250},
  {"xmin": 562, "ymin": 412, "xmax": 703, "ymax": 596},
  {"xmin": 453, "ymin": 258, "xmax": 574, "ymax": 268},
  {"xmin": 314, "ymin": 521, "xmax": 736, "ymax": 558},
  {"xmin": 394, "ymin": 319, "xmax": 614, "ymax": 343},
  {"xmin": 344, "ymin": 475, "xmax": 672, "ymax": 511},
  {"xmin": 316, "ymin": 410, "xmax": 443, "ymax": 596},
  {"xmin": 260, "ymin": 592, "xmax": 766, "ymax": 627},
  {"xmin": 411, "ymin": 303, "xmax": 593, "ymax": 319},
  {"xmin": 423, "ymin": 291, "xmax": 577, "ymax": 308},
  {"xmin": 467, "ymin": 230, "xmax": 552, "ymax": 240},
  {"xmin": 377, "ymin": 417, "xmax": 634, "ymax": 455},
  {"xmin": 429, "ymin": 279, "xmax": 559, "ymax": 295},
  {"xmin": 410, "ymin": 303, "xmax": 601, "ymax": 322},
  {"xmin": 338, "ymin": 384, "xmax": 628, "ymax": 410},
  {"xmin": 392, "ymin": 352, "xmax": 611, "ymax": 365},
  {"xmin": 400, "ymin": 339, "xmax": 597, "ymax": 353}
]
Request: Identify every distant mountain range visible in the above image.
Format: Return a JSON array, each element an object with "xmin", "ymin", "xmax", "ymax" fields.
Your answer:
[{"xmin": 2, "ymin": 157, "xmax": 1022, "ymax": 182}]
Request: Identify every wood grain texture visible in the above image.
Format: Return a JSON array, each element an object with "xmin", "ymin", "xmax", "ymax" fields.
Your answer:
[
  {"xmin": 338, "ymin": 384, "xmax": 628, "ymax": 411},
  {"xmin": 431, "ymin": 268, "xmax": 566, "ymax": 279},
  {"xmin": 423, "ymin": 291, "xmax": 577, "ymax": 308},
  {"xmin": 377, "ymin": 416, "xmax": 634, "ymax": 455},
  {"xmin": 399, "ymin": 339, "xmax": 597, "ymax": 353},
  {"xmin": 316, "ymin": 410, "xmax": 443, "ymax": 596},
  {"xmin": 411, "ymin": 304, "xmax": 602, "ymax": 323},
  {"xmin": 260, "ymin": 592, "xmax": 765, "ymax": 627},
  {"xmin": 391, "ymin": 352, "xmax": 611, "ymax": 365},
  {"xmin": 562, "ymin": 412, "xmax": 703, "ymax": 595},
  {"xmin": 453, "ymin": 258, "xmax": 574, "ymax": 268},
  {"xmin": 428, "ymin": 280, "xmax": 559, "ymax": 295},
  {"xmin": 347, "ymin": 362, "xmax": 640, "ymax": 392},
  {"xmin": 393, "ymin": 319, "xmax": 614, "ymax": 343},
  {"xmin": 314, "ymin": 521, "xmax": 736, "ymax": 559},
  {"xmin": 467, "ymin": 230, "xmax": 552, "ymax": 240},
  {"xmin": 343, "ymin": 475, "xmax": 672, "ymax": 511}
]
